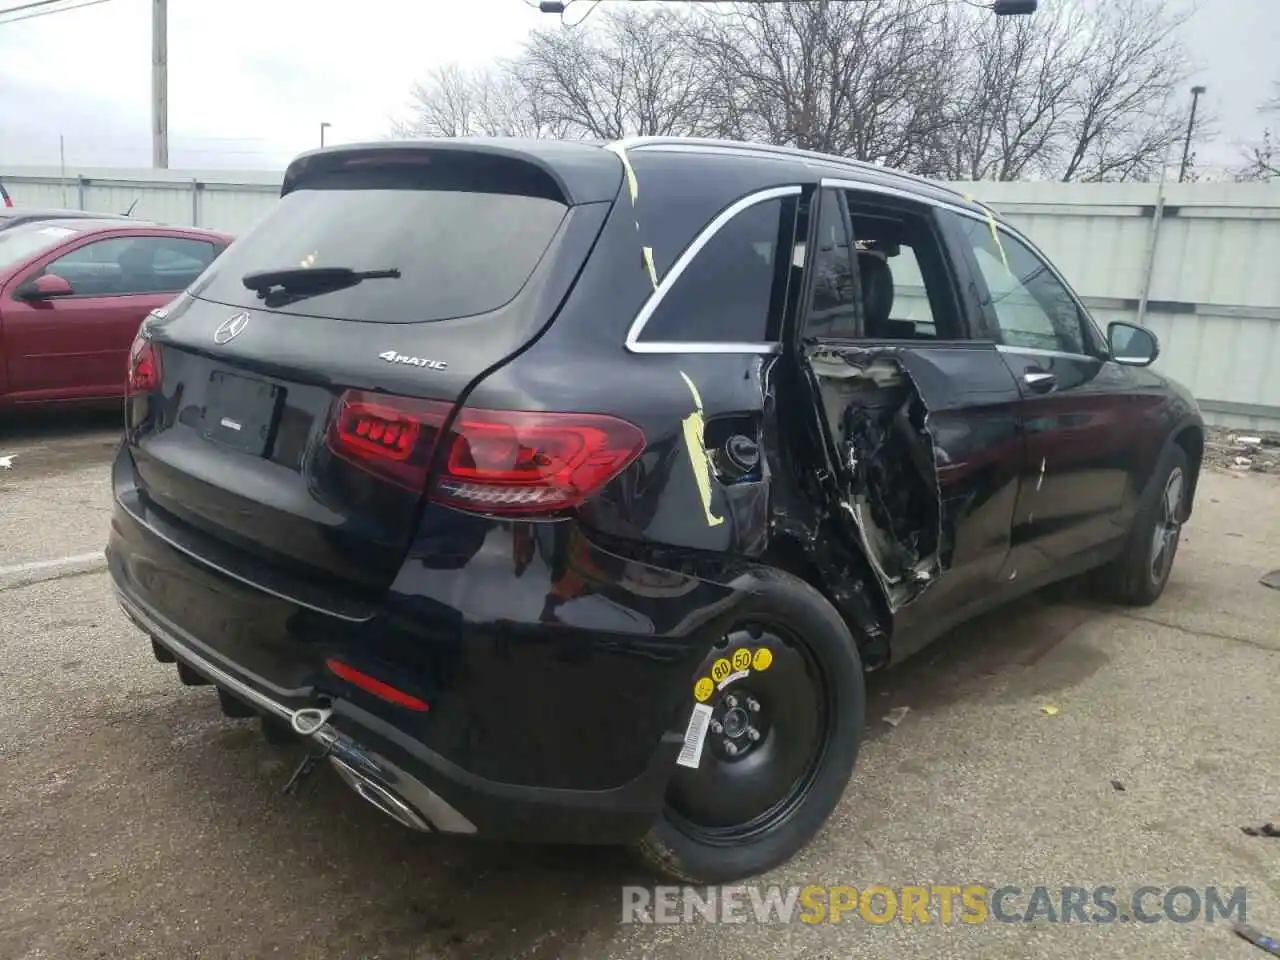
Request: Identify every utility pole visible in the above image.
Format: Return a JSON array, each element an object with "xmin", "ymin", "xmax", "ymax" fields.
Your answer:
[
  {"xmin": 320, "ymin": 122, "xmax": 331, "ymax": 148},
  {"xmin": 152, "ymin": 0, "xmax": 168, "ymax": 168},
  {"xmin": 1178, "ymin": 85, "xmax": 1205, "ymax": 184}
]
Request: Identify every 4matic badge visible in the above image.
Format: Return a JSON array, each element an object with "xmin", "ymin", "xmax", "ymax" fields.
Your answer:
[{"xmin": 378, "ymin": 351, "xmax": 448, "ymax": 371}]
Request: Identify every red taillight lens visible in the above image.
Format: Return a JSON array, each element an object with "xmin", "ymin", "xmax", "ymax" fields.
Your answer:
[
  {"xmin": 328, "ymin": 391, "xmax": 451, "ymax": 491},
  {"xmin": 327, "ymin": 390, "xmax": 646, "ymax": 514},
  {"xmin": 434, "ymin": 408, "xmax": 646, "ymax": 514},
  {"xmin": 325, "ymin": 657, "xmax": 430, "ymax": 712},
  {"xmin": 126, "ymin": 331, "xmax": 162, "ymax": 394}
]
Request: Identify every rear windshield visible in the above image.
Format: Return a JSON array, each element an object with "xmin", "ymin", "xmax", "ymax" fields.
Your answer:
[
  {"xmin": 195, "ymin": 182, "xmax": 569, "ymax": 324},
  {"xmin": 0, "ymin": 222, "xmax": 84, "ymax": 272}
]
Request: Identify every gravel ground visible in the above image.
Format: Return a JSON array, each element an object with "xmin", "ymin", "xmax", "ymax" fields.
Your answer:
[{"xmin": 1, "ymin": 415, "xmax": 1278, "ymax": 960}]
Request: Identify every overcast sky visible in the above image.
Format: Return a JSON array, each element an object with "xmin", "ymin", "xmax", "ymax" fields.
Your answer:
[{"xmin": 0, "ymin": 0, "xmax": 1276, "ymax": 173}]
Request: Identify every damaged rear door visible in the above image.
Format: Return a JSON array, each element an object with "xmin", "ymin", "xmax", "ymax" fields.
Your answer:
[{"xmin": 798, "ymin": 185, "xmax": 1026, "ymax": 639}]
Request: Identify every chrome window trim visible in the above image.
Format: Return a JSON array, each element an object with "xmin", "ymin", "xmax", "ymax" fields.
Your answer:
[
  {"xmin": 624, "ymin": 184, "xmax": 801, "ymax": 355},
  {"xmin": 994, "ymin": 343, "xmax": 1099, "ymax": 363},
  {"xmin": 820, "ymin": 177, "xmax": 992, "ymax": 226}
]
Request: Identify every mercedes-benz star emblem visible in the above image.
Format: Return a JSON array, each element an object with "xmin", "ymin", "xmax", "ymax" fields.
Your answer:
[{"xmin": 214, "ymin": 312, "xmax": 250, "ymax": 345}]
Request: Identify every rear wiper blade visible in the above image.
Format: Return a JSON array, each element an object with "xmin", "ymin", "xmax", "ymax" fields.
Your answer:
[{"xmin": 241, "ymin": 266, "xmax": 401, "ymax": 297}]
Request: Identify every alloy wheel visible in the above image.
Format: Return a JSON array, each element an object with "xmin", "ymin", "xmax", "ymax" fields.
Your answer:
[{"xmin": 1150, "ymin": 466, "xmax": 1184, "ymax": 585}]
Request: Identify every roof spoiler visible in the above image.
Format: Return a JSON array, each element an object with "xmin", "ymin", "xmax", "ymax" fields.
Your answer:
[{"xmin": 280, "ymin": 140, "xmax": 624, "ymax": 206}]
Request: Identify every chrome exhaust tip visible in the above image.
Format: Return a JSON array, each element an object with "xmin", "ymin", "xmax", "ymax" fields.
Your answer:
[{"xmin": 329, "ymin": 755, "xmax": 431, "ymax": 832}]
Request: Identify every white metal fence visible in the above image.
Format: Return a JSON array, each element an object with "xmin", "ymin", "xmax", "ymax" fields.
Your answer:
[{"xmin": 4, "ymin": 165, "xmax": 1279, "ymax": 430}]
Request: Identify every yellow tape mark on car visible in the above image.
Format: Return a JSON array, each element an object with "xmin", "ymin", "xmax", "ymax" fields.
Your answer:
[
  {"xmin": 694, "ymin": 677, "xmax": 715, "ymax": 702},
  {"xmin": 984, "ymin": 207, "xmax": 1008, "ymax": 269},
  {"xmin": 642, "ymin": 246, "xmax": 658, "ymax": 289},
  {"xmin": 964, "ymin": 193, "xmax": 1009, "ymax": 269},
  {"xmin": 679, "ymin": 371, "xmax": 725, "ymax": 528},
  {"xmin": 604, "ymin": 142, "xmax": 639, "ymax": 205}
]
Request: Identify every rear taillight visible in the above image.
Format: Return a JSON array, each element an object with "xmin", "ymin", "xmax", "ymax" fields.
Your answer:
[
  {"xmin": 434, "ymin": 407, "xmax": 646, "ymax": 513},
  {"xmin": 327, "ymin": 390, "xmax": 646, "ymax": 514},
  {"xmin": 328, "ymin": 391, "xmax": 451, "ymax": 491},
  {"xmin": 126, "ymin": 331, "xmax": 162, "ymax": 394}
]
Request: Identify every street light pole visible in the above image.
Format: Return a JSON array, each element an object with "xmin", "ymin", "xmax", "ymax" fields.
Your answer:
[
  {"xmin": 151, "ymin": 0, "xmax": 168, "ymax": 168},
  {"xmin": 1178, "ymin": 85, "xmax": 1206, "ymax": 183},
  {"xmin": 320, "ymin": 122, "xmax": 331, "ymax": 148}
]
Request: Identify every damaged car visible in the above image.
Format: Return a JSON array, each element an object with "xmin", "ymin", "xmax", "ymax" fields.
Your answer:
[{"xmin": 107, "ymin": 136, "xmax": 1204, "ymax": 884}]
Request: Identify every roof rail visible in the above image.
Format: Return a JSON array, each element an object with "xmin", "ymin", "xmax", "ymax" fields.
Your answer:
[{"xmin": 612, "ymin": 136, "xmax": 970, "ymax": 202}]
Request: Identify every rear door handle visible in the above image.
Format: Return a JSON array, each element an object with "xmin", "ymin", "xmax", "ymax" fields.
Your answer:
[{"xmin": 1023, "ymin": 371, "xmax": 1057, "ymax": 394}]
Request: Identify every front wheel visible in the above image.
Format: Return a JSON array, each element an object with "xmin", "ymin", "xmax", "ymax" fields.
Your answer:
[
  {"xmin": 1102, "ymin": 444, "xmax": 1189, "ymax": 606},
  {"xmin": 636, "ymin": 569, "xmax": 865, "ymax": 884}
]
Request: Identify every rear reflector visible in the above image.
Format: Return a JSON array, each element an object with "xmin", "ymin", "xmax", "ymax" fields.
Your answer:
[
  {"xmin": 325, "ymin": 657, "xmax": 430, "ymax": 712},
  {"xmin": 327, "ymin": 390, "xmax": 646, "ymax": 514},
  {"xmin": 126, "ymin": 330, "xmax": 162, "ymax": 394}
]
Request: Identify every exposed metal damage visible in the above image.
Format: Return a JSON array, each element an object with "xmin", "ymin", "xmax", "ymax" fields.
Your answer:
[{"xmin": 809, "ymin": 347, "xmax": 944, "ymax": 612}]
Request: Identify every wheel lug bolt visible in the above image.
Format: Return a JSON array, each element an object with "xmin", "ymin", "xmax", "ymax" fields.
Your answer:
[
  {"xmin": 746, "ymin": 697, "xmax": 760, "ymax": 712},
  {"xmin": 747, "ymin": 727, "xmax": 760, "ymax": 742},
  {"xmin": 724, "ymin": 740, "xmax": 739, "ymax": 756},
  {"xmin": 710, "ymin": 720, "xmax": 723, "ymax": 734},
  {"xmin": 725, "ymin": 695, "xmax": 738, "ymax": 708}
]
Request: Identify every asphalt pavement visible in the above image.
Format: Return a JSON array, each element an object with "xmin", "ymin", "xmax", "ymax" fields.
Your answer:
[{"xmin": 1, "ymin": 413, "xmax": 1278, "ymax": 960}]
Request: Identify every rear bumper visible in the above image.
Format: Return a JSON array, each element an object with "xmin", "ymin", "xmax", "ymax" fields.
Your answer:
[{"xmin": 107, "ymin": 449, "xmax": 758, "ymax": 844}]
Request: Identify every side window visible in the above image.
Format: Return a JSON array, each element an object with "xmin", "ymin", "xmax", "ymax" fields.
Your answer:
[
  {"xmin": 859, "ymin": 242, "xmax": 938, "ymax": 335},
  {"xmin": 44, "ymin": 236, "xmax": 216, "ymax": 297},
  {"xmin": 843, "ymin": 191, "xmax": 965, "ymax": 340},
  {"xmin": 805, "ymin": 189, "xmax": 859, "ymax": 339},
  {"xmin": 951, "ymin": 217, "xmax": 1089, "ymax": 356},
  {"xmin": 639, "ymin": 196, "xmax": 793, "ymax": 344},
  {"xmin": 43, "ymin": 238, "xmax": 131, "ymax": 296}
]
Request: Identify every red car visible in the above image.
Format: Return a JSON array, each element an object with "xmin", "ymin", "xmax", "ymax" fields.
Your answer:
[{"xmin": 0, "ymin": 218, "xmax": 232, "ymax": 408}]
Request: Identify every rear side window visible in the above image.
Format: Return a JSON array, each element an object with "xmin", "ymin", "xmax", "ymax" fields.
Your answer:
[
  {"xmin": 638, "ymin": 196, "xmax": 794, "ymax": 344},
  {"xmin": 195, "ymin": 171, "xmax": 569, "ymax": 324}
]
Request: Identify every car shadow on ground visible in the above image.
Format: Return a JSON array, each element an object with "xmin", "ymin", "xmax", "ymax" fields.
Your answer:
[
  {"xmin": 0, "ymin": 406, "xmax": 122, "ymax": 443},
  {"xmin": 91, "ymin": 580, "xmax": 1117, "ymax": 959},
  {"xmin": 862, "ymin": 577, "xmax": 1114, "ymax": 738}
]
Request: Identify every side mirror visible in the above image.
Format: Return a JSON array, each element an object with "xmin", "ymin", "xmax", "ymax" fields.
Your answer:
[
  {"xmin": 1108, "ymin": 321, "xmax": 1159, "ymax": 367},
  {"xmin": 17, "ymin": 273, "xmax": 75, "ymax": 300}
]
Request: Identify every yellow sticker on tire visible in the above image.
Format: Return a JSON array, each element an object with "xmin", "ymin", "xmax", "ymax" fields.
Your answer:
[
  {"xmin": 752, "ymin": 648, "xmax": 773, "ymax": 671},
  {"xmin": 731, "ymin": 648, "xmax": 752, "ymax": 672},
  {"xmin": 710, "ymin": 658, "xmax": 732, "ymax": 683},
  {"xmin": 694, "ymin": 677, "xmax": 714, "ymax": 702}
]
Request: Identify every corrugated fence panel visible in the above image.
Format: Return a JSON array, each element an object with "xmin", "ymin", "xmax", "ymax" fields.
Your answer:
[{"xmin": 4, "ymin": 166, "xmax": 1280, "ymax": 427}]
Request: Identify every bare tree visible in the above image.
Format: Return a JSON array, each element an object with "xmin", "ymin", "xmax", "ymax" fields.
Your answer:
[
  {"xmin": 394, "ymin": 0, "xmax": 1200, "ymax": 184},
  {"xmin": 517, "ymin": 7, "xmax": 718, "ymax": 140},
  {"xmin": 1052, "ymin": 0, "xmax": 1195, "ymax": 182},
  {"xmin": 936, "ymin": 2, "xmax": 1085, "ymax": 181},
  {"xmin": 692, "ymin": 0, "xmax": 958, "ymax": 168},
  {"xmin": 393, "ymin": 60, "xmax": 568, "ymax": 139},
  {"xmin": 1236, "ymin": 82, "xmax": 1280, "ymax": 182}
]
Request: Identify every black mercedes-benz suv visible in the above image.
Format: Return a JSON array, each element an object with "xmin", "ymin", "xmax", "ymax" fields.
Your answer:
[{"xmin": 108, "ymin": 136, "xmax": 1204, "ymax": 883}]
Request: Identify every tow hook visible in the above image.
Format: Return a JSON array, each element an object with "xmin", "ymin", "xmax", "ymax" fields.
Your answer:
[
  {"xmin": 282, "ymin": 707, "xmax": 334, "ymax": 797},
  {"xmin": 291, "ymin": 706, "xmax": 332, "ymax": 736}
]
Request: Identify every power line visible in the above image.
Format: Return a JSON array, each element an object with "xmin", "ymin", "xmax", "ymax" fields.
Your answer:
[
  {"xmin": 539, "ymin": 0, "xmax": 1036, "ymax": 25},
  {"xmin": 0, "ymin": 0, "xmax": 73, "ymax": 16},
  {"xmin": 0, "ymin": 0, "xmax": 116, "ymax": 24}
]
